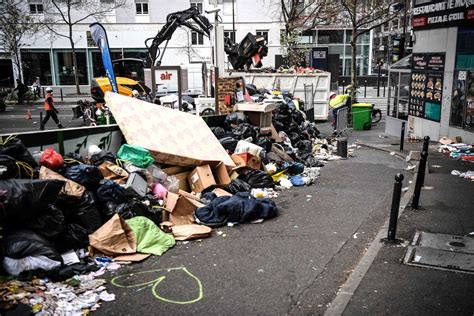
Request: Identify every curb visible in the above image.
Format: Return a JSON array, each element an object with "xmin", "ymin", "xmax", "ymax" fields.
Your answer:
[
  {"xmin": 324, "ymin": 148, "xmax": 417, "ymax": 316},
  {"xmin": 355, "ymin": 141, "xmax": 407, "ymax": 160}
]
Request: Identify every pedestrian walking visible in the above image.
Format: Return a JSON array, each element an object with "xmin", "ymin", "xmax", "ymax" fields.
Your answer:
[
  {"xmin": 32, "ymin": 77, "xmax": 41, "ymax": 99},
  {"xmin": 40, "ymin": 87, "xmax": 63, "ymax": 130},
  {"xmin": 13, "ymin": 79, "xmax": 28, "ymax": 105}
]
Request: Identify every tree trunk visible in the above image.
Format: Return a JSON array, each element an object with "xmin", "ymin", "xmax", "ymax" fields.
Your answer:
[
  {"xmin": 13, "ymin": 48, "xmax": 22, "ymax": 83},
  {"xmin": 69, "ymin": 30, "xmax": 81, "ymax": 95},
  {"xmin": 350, "ymin": 28, "xmax": 357, "ymax": 105}
]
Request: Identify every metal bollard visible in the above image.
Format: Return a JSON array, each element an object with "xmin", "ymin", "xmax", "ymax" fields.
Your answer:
[
  {"xmin": 400, "ymin": 121, "xmax": 406, "ymax": 152},
  {"xmin": 42, "ymin": 87, "xmax": 45, "ymax": 98},
  {"xmin": 342, "ymin": 80, "xmax": 345, "ymax": 93},
  {"xmin": 364, "ymin": 80, "xmax": 367, "ymax": 98},
  {"xmin": 40, "ymin": 111, "xmax": 43, "ymax": 130},
  {"xmin": 421, "ymin": 136, "xmax": 430, "ymax": 186},
  {"xmin": 383, "ymin": 80, "xmax": 386, "ymax": 98},
  {"xmin": 387, "ymin": 173, "xmax": 404, "ymax": 241},
  {"xmin": 336, "ymin": 137, "xmax": 348, "ymax": 158},
  {"xmin": 412, "ymin": 151, "xmax": 428, "ymax": 209},
  {"xmin": 60, "ymin": 88, "xmax": 63, "ymax": 101}
]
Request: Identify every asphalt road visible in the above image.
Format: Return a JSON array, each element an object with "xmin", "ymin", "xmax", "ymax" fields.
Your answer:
[
  {"xmin": 0, "ymin": 103, "xmax": 84, "ymax": 134},
  {"xmin": 96, "ymin": 147, "xmax": 407, "ymax": 315}
]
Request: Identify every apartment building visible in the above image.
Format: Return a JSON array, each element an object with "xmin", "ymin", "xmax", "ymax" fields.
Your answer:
[{"xmin": 0, "ymin": 0, "xmax": 373, "ymax": 88}]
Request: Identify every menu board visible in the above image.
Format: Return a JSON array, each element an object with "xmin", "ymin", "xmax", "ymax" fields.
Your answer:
[{"xmin": 409, "ymin": 53, "xmax": 445, "ymax": 122}]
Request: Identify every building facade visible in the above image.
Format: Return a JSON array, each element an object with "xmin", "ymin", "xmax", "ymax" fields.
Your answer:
[{"xmin": 0, "ymin": 0, "xmax": 373, "ymax": 89}]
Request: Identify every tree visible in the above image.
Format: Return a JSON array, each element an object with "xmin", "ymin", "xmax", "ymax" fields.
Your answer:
[
  {"xmin": 338, "ymin": 0, "xmax": 402, "ymax": 100},
  {"xmin": 41, "ymin": 0, "xmax": 127, "ymax": 94},
  {"xmin": 276, "ymin": 0, "xmax": 338, "ymax": 67},
  {"xmin": 0, "ymin": 0, "xmax": 38, "ymax": 83},
  {"xmin": 177, "ymin": 30, "xmax": 201, "ymax": 64}
]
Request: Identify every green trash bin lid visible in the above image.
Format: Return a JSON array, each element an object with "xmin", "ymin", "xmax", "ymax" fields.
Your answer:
[{"xmin": 352, "ymin": 103, "xmax": 374, "ymax": 108}]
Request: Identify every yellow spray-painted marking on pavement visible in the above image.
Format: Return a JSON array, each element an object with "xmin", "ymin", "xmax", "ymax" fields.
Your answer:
[{"xmin": 111, "ymin": 267, "xmax": 203, "ymax": 305}]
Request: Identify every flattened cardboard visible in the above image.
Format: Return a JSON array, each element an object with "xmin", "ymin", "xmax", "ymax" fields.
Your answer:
[
  {"xmin": 175, "ymin": 171, "xmax": 191, "ymax": 192},
  {"xmin": 162, "ymin": 166, "xmax": 191, "ymax": 175},
  {"xmin": 212, "ymin": 188, "xmax": 233, "ymax": 197},
  {"xmin": 105, "ymin": 92, "xmax": 235, "ymax": 168},
  {"xmin": 231, "ymin": 153, "xmax": 261, "ymax": 170},
  {"xmin": 212, "ymin": 162, "xmax": 231, "ymax": 186},
  {"xmin": 234, "ymin": 102, "xmax": 277, "ymax": 112},
  {"xmin": 172, "ymin": 224, "xmax": 212, "ymax": 241}
]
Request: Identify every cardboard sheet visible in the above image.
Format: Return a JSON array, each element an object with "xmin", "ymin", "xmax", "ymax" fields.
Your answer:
[{"xmin": 105, "ymin": 92, "xmax": 235, "ymax": 168}]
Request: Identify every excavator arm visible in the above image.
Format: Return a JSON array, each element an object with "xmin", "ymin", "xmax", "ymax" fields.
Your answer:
[{"xmin": 145, "ymin": 6, "xmax": 212, "ymax": 66}]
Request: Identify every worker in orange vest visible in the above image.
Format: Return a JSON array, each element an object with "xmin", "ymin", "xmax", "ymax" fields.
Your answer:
[{"xmin": 40, "ymin": 87, "xmax": 63, "ymax": 130}]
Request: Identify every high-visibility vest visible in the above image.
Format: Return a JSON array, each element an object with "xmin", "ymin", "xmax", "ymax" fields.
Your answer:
[{"xmin": 44, "ymin": 93, "xmax": 53, "ymax": 111}]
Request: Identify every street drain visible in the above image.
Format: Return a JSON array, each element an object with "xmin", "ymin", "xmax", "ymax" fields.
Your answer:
[{"xmin": 403, "ymin": 231, "xmax": 474, "ymax": 274}]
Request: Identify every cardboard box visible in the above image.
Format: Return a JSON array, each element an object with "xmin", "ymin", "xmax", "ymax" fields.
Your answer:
[
  {"xmin": 234, "ymin": 102, "xmax": 277, "ymax": 128},
  {"xmin": 187, "ymin": 162, "xmax": 231, "ymax": 193},
  {"xmin": 105, "ymin": 92, "xmax": 235, "ymax": 168},
  {"xmin": 231, "ymin": 153, "xmax": 261, "ymax": 170},
  {"xmin": 164, "ymin": 191, "xmax": 205, "ymax": 225},
  {"xmin": 174, "ymin": 171, "xmax": 191, "ymax": 192},
  {"xmin": 212, "ymin": 188, "xmax": 233, "ymax": 197}
]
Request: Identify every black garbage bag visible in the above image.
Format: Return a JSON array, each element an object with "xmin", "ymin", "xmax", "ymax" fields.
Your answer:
[
  {"xmin": 26, "ymin": 204, "xmax": 65, "ymax": 238},
  {"xmin": 238, "ymin": 169, "xmax": 275, "ymax": 188},
  {"xmin": 256, "ymin": 137, "xmax": 273, "ymax": 153},
  {"xmin": 272, "ymin": 119, "xmax": 285, "ymax": 133},
  {"xmin": 0, "ymin": 137, "xmax": 38, "ymax": 168},
  {"xmin": 54, "ymin": 224, "xmax": 90, "ymax": 252},
  {"xmin": 295, "ymin": 140, "xmax": 313, "ymax": 154},
  {"xmin": 61, "ymin": 191, "xmax": 103, "ymax": 233},
  {"xmin": 290, "ymin": 108, "xmax": 305, "ymax": 125},
  {"xmin": 0, "ymin": 154, "xmax": 17, "ymax": 180},
  {"xmin": 219, "ymin": 136, "xmax": 238, "ymax": 153},
  {"xmin": 0, "ymin": 179, "xmax": 65, "ymax": 223},
  {"xmin": 64, "ymin": 164, "xmax": 103, "ymax": 189},
  {"xmin": 115, "ymin": 200, "xmax": 148, "ymax": 219},
  {"xmin": 225, "ymin": 112, "xmax": 247, "ymax": 126},
  {"xmin": 210, "ymin": 127, "xmax": 227, "ymax": 139},
  {"xmin": 245, "ymin": 84, "xmax": 258, "ymax": 95},
  {"xmin": 232, "ymin": 123, "xmax": 257, "ymax": 141},
  {"xmin": 195, "ymin": 192, "xmax": 277, "ymax": 227},
  {"xmin": 303, "ymin": 122, "xmax": 320, "ymax": 139},
  {"xmin": 95, "ymin": 180, "xmax": 126, "ymax": 203},
  {"xmin": 300, "ymin": 153, "xmax": 324, "ymax": 167},
  {"xmin": 90, "ymin": 151, "xmax": 116, "ymax": 166},
  {"xmin": 3, "ymin": 230, "xmax": 62, "ymax": 262},
  {"xmin": 289, "ymin": 132, "xmax": 301, "ymax": 145},
  {"xmin": 224, "ymin": 178, "xmax": 252, "ymax": 194}
]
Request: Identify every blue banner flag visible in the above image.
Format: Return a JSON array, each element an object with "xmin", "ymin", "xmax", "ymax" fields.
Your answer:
[{"xmin": 89, "ymin": 22, "xmax": 118, "ymax": 93}]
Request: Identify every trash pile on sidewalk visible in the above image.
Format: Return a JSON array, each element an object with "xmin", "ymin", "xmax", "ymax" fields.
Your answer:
[
  {"xmin": 438, "ymin": 136, "xmax": 474, "ymax": 162},
  {"xmin": 450, "ymin": 170, "xmax": 474, "ymax": 181},
  {"xmin": 0, "ymin": 91, "xmax": 347, "ymax": 313}
]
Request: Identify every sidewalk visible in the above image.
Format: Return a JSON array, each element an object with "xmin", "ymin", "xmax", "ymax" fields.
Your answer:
[{"xmin": 328, "ymin": 131, "xmax": 474, "ymax": 315}]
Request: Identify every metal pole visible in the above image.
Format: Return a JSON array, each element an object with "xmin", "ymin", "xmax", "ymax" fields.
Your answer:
[
  {"xmin": 364, "ymin": 80, "xmax": 367, "ymax": 98},
  {"xmin": 60, "ymin": 88, "xmax": 63, "ymax": 101},
  {"xmin": 232, "ymin": 0, "xmax": 235, "ymax": 41},
  {"xmin": 383, "ymin": 79, "xmax": 386, "ymax": 98},
  {"xmin": 42, "ymin": 87, "xmax": 45, "ymax": 98},
  {"xmin": 387, "ymin": 173, "xmax": 404, "ymax": 241},
  {"xmin": 400, "ymin": 121, "xmax": 405, "ymax": 152},
  {"xmin": 342, "ymin": 80, "xmax": 345, "ymax": 93},
  {"xmin": 421, "ymin": 136, "xmax": 430, "ymax": 186},
  {"xmin": 377, "ymin": 64, "xmax": 381, "ymax": 97},
  {"xmin": 412, "ymin": 150, "xmax": 428, "ymax": 209},
  {"xmin": 40, "ymin": 111, "xmax": 43, "ymax": 130}
]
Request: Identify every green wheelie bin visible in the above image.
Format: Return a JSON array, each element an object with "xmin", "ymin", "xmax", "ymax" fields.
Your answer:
[{"xmin": 351, "ymin": 103, "xmax": 374, "ymax": 130}]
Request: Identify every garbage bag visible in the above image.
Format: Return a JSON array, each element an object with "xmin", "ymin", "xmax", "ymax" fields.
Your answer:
[
  {"xmin": 98, "ymin": 161, "xmax": 128, "ymax": 184},
  {"xmin": 126, "ymin": 216, "xmax": 175, "ymax": 256},
  {"xmin": 115, "ymin": 200, "xmax": 148, "ymax": 220},
  {"xmin": 232, "ymin": 123, "xmax": 257, "ymax": 142},
  {"xmin": 224, "ymin": 178, "xmax": 252, "ymax": 194},
  {"xmin": 117, "ymin": 144, "xmax": 154, "ymax": 169},
  {"xmin": 225, "ymin": 112, "xmax": 247, "ymax": 126},
  {"xmin": 285, "ymin": 162, "xmax": 305, "ymax": 175},
  {"xmin": 62, "ymin": 153, "xmax": 84, "ymax": 168},
  {"xmin": 290, "ymin": 175, "xmax": 305, "ymax": 186},
  {"xmin": 219, "ymin": 136, "xmax": 238, "ymax": 153},
  {"xmin": 55, "ymin": 223, "xmax": 90, "ymax": 252},
  {"xmin": 39, "ymin": 166, "xmax": 85, "ymax": 199},
  {"xmin": 95, "ymin": 179, "xmax": 127, "ymax": 205},
  {"xmin": 61, "ymin": 191, "xmax": 103, "ymax": 233},
  {"xmin": 0, "ymin": 179, "xmax": 65, "ymax": 223},
  {"xmin": 0, "ymin": 137, "xmax": 38, "ymax": 168},
  {"xmin": 238, "ymin": 169, "xmax": 275, "ymax": 188},
  {"xmin": 40, "ymin": 148, "xmax": 64, "ymax": 171},
  {"xmin": 0, "ymin": 154, "xmax": 17, "ymax": 180},
  {"xmin": 256, "ymin": 137, "xmax": 273, "ymax": 153},
  {"xmin": 295, "ymin": 140, "xmax": 313, "ymax": 154},
  {"xmin": 152, "ymin": 182, "xmax": 167, "ymax": 199},
  {"xmin": 245, "ymin": 84, "xmax": 258, "ymax": 95},
  {"xmin": 3, "ymin": 230, "xmax": 62, "ymax": 262},
  {"xmin": 64, "ymin": 164, "xmax": 103, "ymax": 189},
  {"xmin": 210, "ymin": 127, "xmax": 226, "ymax": 139},
  {"xmin": 26, "ymin": 204, "xmax": 65, "ymax": 238},
  {"xmin": 3, "ymin": 256, "xmax": 62, "ymax": 276},
  {"xmin": 90, "ymin": 150, "xmax": 116, "ymax": 166},
  {"xmin": 195, "ymin": 192, "xmax": 277, "ymax": 227}
]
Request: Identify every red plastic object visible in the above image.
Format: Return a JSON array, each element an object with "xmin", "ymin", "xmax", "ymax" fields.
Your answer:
[
  {"xmin": 40, "ymin": 148, "xmax": 64, "ymax": 170},
  {"xmin": 461, "ymin": 156, "xmax": 474, "ymax": 162}
]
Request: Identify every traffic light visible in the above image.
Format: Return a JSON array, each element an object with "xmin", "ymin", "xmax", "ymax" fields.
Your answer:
[{"xmin": 391, "ymin": 36, "xmax": 405, "ymax": 63}]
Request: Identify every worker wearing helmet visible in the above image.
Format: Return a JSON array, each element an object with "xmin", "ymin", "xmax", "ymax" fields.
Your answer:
[
  {"xmin": 131, "ymin": 90, "xmax": 139, "ymax": 98},
  {"xmin": 40, "ymin": 87, "xmax": 63, "ymax": 130}
]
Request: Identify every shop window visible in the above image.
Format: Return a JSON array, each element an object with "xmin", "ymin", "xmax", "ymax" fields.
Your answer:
[
  {"xmin": 224, "ymin": 30, "xmax": 235, "ymax": 42},
  {"xmin": 21, "ymin": 51, "xmax": 52, "ymax": 85},
  {"xmin": 135, "ymin": 0, "xmax": 148, "ymax": 14},
  {"xmin": 28, "ymin": 0, "xmax": 43, "ymax": 14},
  {"xmin": 318, "ymin": 30, "xmax": 344, "ymax": 44},
  {"xmin": 54, "ymin": 51, "xmax": 88, "ymax": 85},
  {"xmin": 346, "ymin": 30, "xmax": 370, "ymax": 44},
  {"xmin": 256, "ymin": 30, "xmax": 269, "ymax": 43},
  {"xmin": 190, "ymin": 1, "xmax": 203, "ymax": 13},
  {"xmin": 191, "ymin": 31, "xmax": 204, "ymax": 45}
]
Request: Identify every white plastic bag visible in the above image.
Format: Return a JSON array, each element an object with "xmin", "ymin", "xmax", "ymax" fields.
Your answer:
[{"xmin": 3, "ymin": 256, "xmax": 61, "ymax": 276}]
